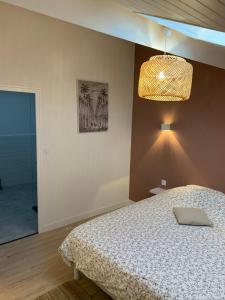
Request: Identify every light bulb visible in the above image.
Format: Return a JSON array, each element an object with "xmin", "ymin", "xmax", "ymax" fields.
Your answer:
[{"xmin": 158, "ymin": 71, "xmax": 165, "ymax": 80}]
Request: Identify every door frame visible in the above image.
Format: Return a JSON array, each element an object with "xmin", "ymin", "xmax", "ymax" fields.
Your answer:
[{"xmin": 0, "ymin": 84, "xmax": 41, "ymax": 233}]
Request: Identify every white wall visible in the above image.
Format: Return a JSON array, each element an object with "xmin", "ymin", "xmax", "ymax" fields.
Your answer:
[
  {"xmin": 2, "ymin": 0, "xmax": 225, "ymax": 69},
  {"xmin": 0, "ymin": 2, "xmax": 134, "ymax": 232}
]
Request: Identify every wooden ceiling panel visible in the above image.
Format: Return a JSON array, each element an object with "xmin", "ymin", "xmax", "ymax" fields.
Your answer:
[
  {"xmin": 143, "ymin": 0, "xmax": 208, "ymax": 26},
  {"xmin": 196, "ymin": 0, "xmax": 225, "ymax": 18},
  {"xmin": 179, "ymin": 0, "xmax": 225, "ymax": 29},
  {"xmin": 162, "ymin": 0, "xmax": 224, "ymax": 30},
  {"xmin": 114, "ymin": 0, "xmax": 225, "ymax": 32},
  {"xmin": 119, "ymin": 0, "xmax": 185, "ymax": 21}
]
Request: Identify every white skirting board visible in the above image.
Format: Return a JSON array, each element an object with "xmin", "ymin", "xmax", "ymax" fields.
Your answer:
[{"xmin": 40, "ymin": 200, "xmax": 134, "ymax": 233}]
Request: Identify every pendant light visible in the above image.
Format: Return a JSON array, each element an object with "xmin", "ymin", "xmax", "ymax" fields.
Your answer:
[{"xmin": 138, "ymin": 29, "xmax": 193, "ymax": 101}]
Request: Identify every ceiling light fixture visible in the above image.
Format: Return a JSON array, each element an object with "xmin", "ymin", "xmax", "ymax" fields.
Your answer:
[{"xmin": 138, "ymin": 28, "xmax": 193, "ymax": 101}]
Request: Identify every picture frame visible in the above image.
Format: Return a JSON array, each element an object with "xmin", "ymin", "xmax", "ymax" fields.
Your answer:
[{"xmin": 77, "ymin": 80, "xmax": 108, "ymax": 133}]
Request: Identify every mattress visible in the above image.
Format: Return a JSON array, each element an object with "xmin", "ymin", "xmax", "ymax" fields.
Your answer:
[{"xmin": 59, "ymin": 185, "xmax": 225, "ymax": 299}]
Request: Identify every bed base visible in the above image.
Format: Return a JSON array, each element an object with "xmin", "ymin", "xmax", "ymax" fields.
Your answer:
[
  {"xmin": 73, "ymin": 267, "xmax": 117, "ymax": 299},
  {"xmin": 74, "ymin": 268, "xmax": 80, "ymax": 280}
]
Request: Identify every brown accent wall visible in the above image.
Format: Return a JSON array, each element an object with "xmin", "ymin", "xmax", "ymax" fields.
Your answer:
[{"xmin": 130, "ymin": 44, "xmax": 225, "ymax": 201}]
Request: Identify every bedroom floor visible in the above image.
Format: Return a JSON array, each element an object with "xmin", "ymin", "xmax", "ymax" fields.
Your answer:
[
  {"xmin": 35, "ymin": 275, "xmax": 111, "ymax": 300},
  {"xmin": 0, "ymin": 183, "xmax": 38, "ymax": 245},
  {"xmin": 0, "ymin": 219, "xmax": 110, "ymax": 300}
]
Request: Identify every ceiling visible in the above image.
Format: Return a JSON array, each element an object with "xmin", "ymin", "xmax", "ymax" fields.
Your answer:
[
  {"xmin": 1, "ymin": 0, "xmax": 225, "ymax": 69},
  {"xmin": 114, "ymin": 0, "xmax": 225, "ymax": 32}
]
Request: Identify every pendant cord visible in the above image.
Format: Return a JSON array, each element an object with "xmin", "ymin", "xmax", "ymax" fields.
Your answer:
[{"xmin": 164, "ymin": 29, "xmax": 167, "ymax": 55}]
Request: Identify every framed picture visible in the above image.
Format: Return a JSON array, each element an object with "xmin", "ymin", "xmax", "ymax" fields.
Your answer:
[{"xmin": 77, "ymin": 80, "xmax": 108, "ymax": 133}]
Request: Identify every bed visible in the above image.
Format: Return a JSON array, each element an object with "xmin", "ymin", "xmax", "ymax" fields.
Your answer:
[{"xmin": 59, "ymin": 185, "xmax": 225, "ymax": 299}]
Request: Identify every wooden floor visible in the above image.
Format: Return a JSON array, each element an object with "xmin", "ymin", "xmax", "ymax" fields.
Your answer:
[
  {"xmin": 0, "ymin": 221, "xmax": 86, "ymax": 300},
  {"xmin": 35, "ymin": 275, "xmax": 111, "ymax": 300}
]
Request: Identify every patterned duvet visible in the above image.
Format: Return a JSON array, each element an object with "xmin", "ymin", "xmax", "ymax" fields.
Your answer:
[{"xmin": 59, "ymin": 185, "xmax": 225, "ymax": 299}]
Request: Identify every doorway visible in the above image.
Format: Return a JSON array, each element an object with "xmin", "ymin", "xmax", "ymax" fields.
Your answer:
[{"xmin": 0, "ymin": 90, "xmax": 38, "ymax": 244}]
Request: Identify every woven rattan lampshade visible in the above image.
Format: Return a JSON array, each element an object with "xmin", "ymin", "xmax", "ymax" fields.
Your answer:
[{"xmin": 138, "ymin": 55, "xmax": 193, "ymax": 101}]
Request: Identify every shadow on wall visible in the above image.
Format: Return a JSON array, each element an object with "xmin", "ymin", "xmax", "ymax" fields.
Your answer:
[
  {"xmin": 137, "ymin": 117, "xmax": 203, "ymax": 190},
  {"xmin": 130, "ymin": 103, "xmax": 206, "ymax": 201},
  {"xmin": 91, "ymin": 176, "xmax": 130, "ymax": 210},
  {"xmin": 155, "ymin": 129, "xmax": 204, "ymax": 183}
]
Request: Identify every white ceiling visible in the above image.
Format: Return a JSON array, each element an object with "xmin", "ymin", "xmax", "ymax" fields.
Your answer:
[{"xmin": 1, "ymin": 0, "xmax": 225, "ymax": 69}]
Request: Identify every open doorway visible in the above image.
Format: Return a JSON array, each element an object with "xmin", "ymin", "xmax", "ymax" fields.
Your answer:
[{"xmin": 0, "ymin": 90, "xmax": 38, "ymax": 244}]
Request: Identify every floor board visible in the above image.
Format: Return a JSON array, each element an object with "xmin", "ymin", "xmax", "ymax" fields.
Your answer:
[
  {"xmin": 34, "ymin": 275, "xmax": 111, "ymax": 300},
  {"xmin": 0, "ymin": 222, "xmax": 83, "ymax": 300}
]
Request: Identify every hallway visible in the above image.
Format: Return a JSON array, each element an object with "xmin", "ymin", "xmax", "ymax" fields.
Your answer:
[{"xmin": 0, "ymin": 183, "xmax": 37, "ymax": 244}]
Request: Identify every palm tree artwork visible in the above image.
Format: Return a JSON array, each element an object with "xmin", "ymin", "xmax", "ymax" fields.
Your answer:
[{"xmin": 78, "ymin": 80, "xmax": 108, "ymax": 132}]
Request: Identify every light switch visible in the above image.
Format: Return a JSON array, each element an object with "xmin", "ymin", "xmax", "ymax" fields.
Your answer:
[{"xmin": 161, "ymin": 179, "xmax": 167, "ymax": 187}]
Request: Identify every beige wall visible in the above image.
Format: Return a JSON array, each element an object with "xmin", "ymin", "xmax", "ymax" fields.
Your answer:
[{"xmin": 0, "ymin": 2, "xmax": 134, "ymax": 232}]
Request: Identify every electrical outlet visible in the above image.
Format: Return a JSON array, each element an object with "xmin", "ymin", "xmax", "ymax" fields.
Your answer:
[{"xmin": 161, "ymin": 179, "xmax": 167, "ymax": 187}]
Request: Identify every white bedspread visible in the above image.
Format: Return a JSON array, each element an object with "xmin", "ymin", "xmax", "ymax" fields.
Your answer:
[{"xmin": 59, "ymin": 185, "xmax": 225, "ymax": 299}]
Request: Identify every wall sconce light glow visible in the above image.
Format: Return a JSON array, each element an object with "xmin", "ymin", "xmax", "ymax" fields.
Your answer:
[{"xmin": 161, "ymin": 123, "xmax": 172, "ymax": 131}]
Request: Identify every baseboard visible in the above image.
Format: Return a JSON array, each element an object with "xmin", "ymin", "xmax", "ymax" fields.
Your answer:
[{"xmin": 40, "ymin": 200, "xmax": 134, "ymax": 233}]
